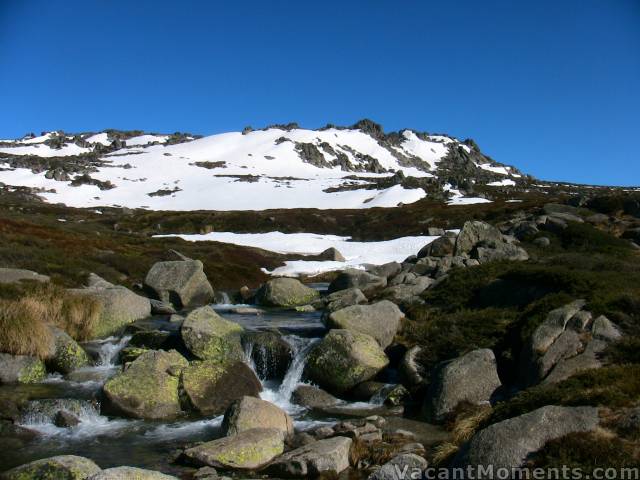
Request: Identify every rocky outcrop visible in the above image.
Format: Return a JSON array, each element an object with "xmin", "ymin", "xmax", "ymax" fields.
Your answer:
[
  {"xmin": 180, "ymin": 306, "xmax": 244, "ymax": 362},
  {"xmin": 183, "ymin": 428, "xmax": 285, "ymax": 470},
  {"xmin": 0, "ymin": 353, "xmax": 46, "ymax": 384},
  {"xmin": 454, "ymin": 221, "xmax": 528, "ymax": 262},
  {"xmin": 88, "ymin": 467, "xmax": 177, "ymax": 479},
  {"xmin": 103, "ymin": 350, "xmax": 188, "ymax": 419},
  {"xmin": 255, "ymin": 278, "xmax": 320, "ymax": 307},
  {"xmin": 144, "ymin": 259, "xmax": 214, "ymax": 309},
  {"xmin": 266, "ymin": 436, "xmax": 352, "ymax": 478},
  {"xmin": 2, "ymin": 455, "xmax": 101, "ymax": 480},
  {"xmin": 71, "ymin": 275, "xmax": 151, "ymax": 338},
  {"xmin": 180, "ymin": 361, "xmax": 261, "ymax": 415},
  {"xmin": 305, "ymin": 329, "xmax": 389, "ymax": 394},
  {"xmin": 326, "ymin": 300, "xmax": 404, "ymax": 348},
  {"xmin": 0, "ymin": 268, "xmax": 49, "ymax": 284},
  {"xmin": 425, "ymin": 349, "xmax": 501, "ymax": 423},
  {"xmin": 222, "ymin": 396, "xmax": 294, "ymax": 436},
  {"xmin": 453, "ymin": 406, "xmax": 599, "ymax": 471},
  {"xmin": 328, "ymin": 269, "xmax": 387, "ymax": 296}
]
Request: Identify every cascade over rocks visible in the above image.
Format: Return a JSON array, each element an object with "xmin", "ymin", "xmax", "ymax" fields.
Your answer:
[
  {"xmin": 326, "ymin": 300, "xmax": 404, "ymax": 348},
  {"xmin": 144, "ymin": 259, "xmax": 214, "ymax": 309},
  {"xmin": 242, "ymin": 330, "xmax": 293, "ymax": 380},
  {"xmin": 255, "ymin": 277, "xmax": 320, "ymax": 307},
  {"xmin": 180, "ymin": 306, "xmax": 244, "ymax": 362}
]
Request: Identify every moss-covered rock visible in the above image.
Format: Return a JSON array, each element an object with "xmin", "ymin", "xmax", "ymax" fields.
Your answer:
[
  {"xmin": 47, "ymin": 328, "xmax": 90, "ymax": 374},
  {"xmin": 2, "ymin": 454, "xmax": 101, "ymax": 479},
  {"xmin": 102, "ymin": 349, "xmax": 187, "ymax": 419},
  {"xmin": 88, "ymin": 466, "xmax": 177, "ymax": 479},
  {"xmin": 304, "ymin": 329, "xmax": 389, "ymax": 394},
  {"xmin": 182, "ymin": 427, "xmax": 284, "ymax": 470},
  {"xmin": 180, "ymin": 306, "xmax": 244, "ymax": 362},
  {"xmin": 0, "ymin": 353, "xmax": 46, "ymax": 384},
  {"xmin": 255, "ymin": 278, "xmax": 320, "ymax": 307},
  {"xmin": 118, "ymin": 346, "xmax": 148, "ymax": 364},
  {"xmin": 222, "ymin": 396, "xmax": 293, "ymax": 436},
  {"xmin": 180, "ymin": 360, "xmax": 261, "ymax": 415}
]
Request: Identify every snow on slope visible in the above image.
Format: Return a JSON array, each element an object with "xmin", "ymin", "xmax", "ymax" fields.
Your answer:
[{"xmin": 158, "ymin": 231, "xmax": 439, "ymax": 276}]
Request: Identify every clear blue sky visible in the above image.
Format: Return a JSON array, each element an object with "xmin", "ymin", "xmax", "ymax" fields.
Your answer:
[{"xmin": 1, "ymin": 1, "xmax": 638, "ymax": 186}]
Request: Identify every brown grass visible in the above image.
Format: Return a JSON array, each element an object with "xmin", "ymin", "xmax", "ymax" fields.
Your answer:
[{"xmin": 0, "ymin": 282, "xmax": 101, "ymax": 358}]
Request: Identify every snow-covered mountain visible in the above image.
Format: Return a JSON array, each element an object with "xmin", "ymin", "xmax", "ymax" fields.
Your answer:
[{"xmin": 0, "ymin": 120, "xmax": 526, "ymax": 211}]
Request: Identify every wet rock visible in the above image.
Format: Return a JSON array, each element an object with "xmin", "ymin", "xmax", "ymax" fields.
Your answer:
[
  {"xmin": 119, "ymin": 346, "xmax": 148, "ymax": 364},
  {"xmin": 328, "ymin": 269, "xmax": 387, "ymax": 296},
  {"xmin": 222, "ymin": 396, "xmax": 294, "ymax": 436},
  {"xmin": 242, "ymin": 331, "xmax": 292, "ymax": 380},
  {"xmin": 89, "ymin": 466, "xmax": 178, "ymax": 479},
  {"xmin": 181, "ymin": 361, "xmax": 261, "ymax": 415},
  {"xmin": 266, "ymin": 436, "xmax": 352, "ymax": 478},
  {"xmin": 103, "ymin": 350, "xmax": 188, "ymax": 419},
  {"xmin": 150, "ymin": 299, "xmax": 176, "ymax": 315},
  {"xmin": 326, "ymin": 300, "xmax": 404, "ymax": 348},
  {"xmin": 0, "ymin": 268, "xmax": 49, "ymax": 284},
  {"xmin": 144, "ymin": 259, "xmax": 214, "ymax": 309},
  {"xmin": 46, "ymin": 327, "xmax": 90, "ymax": 374},
  {"xmin": 255, "ymin": 278, "xmax": 320, "ymax": 307},
  {"xmin": 453, "ymin": 406, "xmax": 599, "ymax": 471},
  {"xmin": 291, "ymin": 384, "xmax": 339, "ymax": 409},
  {"xmin": 180, "ymin": 306, "xmax": 244, "ymax": 363},
  {"xmin": 425, "ymin": 349, "xmax": 501, "ymax": 423},
  {"xmin": 0, "ymin": 353, "xmax": 46, "ymax": 384},
  {"xmin": 325, "ymin": 288, "xmax": 367, "ymax": 312},
  {"xmin": 305, "ymin": 329, "xmax": 389, "ymax": 394},
  {"xmin": 20, "ymin": 399, "xmax": 97, "ymax": 425},
  {"xmin": 3, "ymin": 455, "xmax": 101, "ymax": 480},
  {"xmin": 129, "ymin": 329, "xmax": 177, "ymax": 351},
  {"xmin": 183, "ymin": 427, "xmax": 285, "ymax": 470},
  {"xmin": 53, "ymin": 410, "xmax": 81, "ymax": 428},
  {"xmin": 368, "ymin": 453, "xmax": 428, "ymax": 480}
]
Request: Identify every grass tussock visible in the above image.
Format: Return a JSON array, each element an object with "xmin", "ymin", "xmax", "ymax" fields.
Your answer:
[{"xmin": 0, "ymin": 282, "xmax": 101, "ymax": 358}]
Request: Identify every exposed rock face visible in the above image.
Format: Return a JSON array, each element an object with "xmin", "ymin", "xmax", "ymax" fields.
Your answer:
[
  {"xmin": 305, "ymin": 329, "xmax": 389, "ymax": 394},
  {"xmin": 46, "ymin": 327, "xmax": 90, "ymax": 374},
  {"xmin": 324, "ymin": 288, "xmax": 368, "ymax": 312},
  {"xmin": 368, "ymin": 453, "xmax": 428, "ymax": 480},
  {"xmin": 183, "ymin": 428, "xmax": 285, "ymax": 470},
  {"xmin": 144, "ymin": 259, "xmax": 214, "ymax": 309},
  {"xmin": 0, "ymin": 353, "xmax": 46, "ymax": 384},
  {"xmin": 222, "ymin": 396, "xmax": 294, "ymax": 436},
  {"xmin": 103, "ymin": 350, "xmax": 188, "ymax": 419},
  {"xmin": 180, "ymin": 306, "xmax": 244, "ymax": 362},
  {"xmin": 88, "ymin": 467, "xmax": 178, "ymax": 479},
  {"xmin": 291, "ymin": 384, "xmax": 339, "ymax": 409},
  {"xmin": 454, "ymin": 221, "xmax": 504, "ymax": 256},
  {"xmin": 328, "ymin": 269, "xmax": 387, "ymax": 296},
  {"xmin": 266, "ymin": 436, "xmax": 352, "ymax": 478},
  {"xmin": 71, "ymin": 275, "xmax": 151, "ymax": 338},
  {"xmin": 2, "ymin": 455, "xmax": 101, "ymax": 480},
  {"xmin": 453, "ymin": 406, "xmax": 599, "ymax": 471},
  {"xmin": 255, "ymin": 277, "xmax": 320, "ymax": 307},
  {"xmin": 326, "ymin": 300, "xmax": 404, "ymax": 348},
  {"xmin": 180, "ymin": 361, "xmax": 261, "ymax": 415},
  {"xmin": 242, "ymin": 331, "xmax": 293, "ymax": 380},
  {"xmin": 0, "ymin": 267, "xmax": 49, "ymax": 284},
  {"xmin": 425, "ymin": 349, "xmax": 501, "ymax": 423}
]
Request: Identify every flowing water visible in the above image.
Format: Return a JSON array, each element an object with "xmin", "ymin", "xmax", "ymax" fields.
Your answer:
[{"xmin": 0, "ymin": 301, "xmax": 415, "ymax": 475}]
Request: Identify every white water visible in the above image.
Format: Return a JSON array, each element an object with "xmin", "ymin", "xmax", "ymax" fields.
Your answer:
[{"xmin": 95, "ymin": 335, "xmax": 132, "ymax": 367}]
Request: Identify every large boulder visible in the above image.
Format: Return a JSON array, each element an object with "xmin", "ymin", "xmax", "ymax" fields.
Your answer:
[
  {"xmin": 222, "ymin": 396, "xmax": 294, "ymax": 436},
  {"xmin": 291, "ymin": 384, "xmax": 339, "ymax": 409},
  {"xmin": 0, "ymin": 268, "xmax": 49, "ymax": 284},
  {"xmin": 180, "ymin": 360, "xmax": 261, "ymax": 415},
  {"xmin": 454, "ymin": 221, "xmax": 504, "ymax": 256},
  {"xmin": 144, "ymin": 259, "xmax": 214, "ymax": 309},
  {"xmin": 328, "ymin": 269, "xmax": 387, "ymax": 296},
  {"xmin": 242, "ymin": 331, "xmax": 293, "ymax": 380},
  {"xmin": 180, "ymin": 306, "xmax": 244, "ymax": 362},
  {"xmin": 365, "ymin": 262, "xmax": 402, "ymax": 279},
  {"xmin": 324, "ymin": 288, "xmax": 367, "ymax": 312},
  {"xmin": 318, "ymin": 247, "xmax": 346, "ymax": 262},
  {"xmin": 102, "ymin": 349, "xmax": 188, "ymax": 419},
  {"xmin": 326, "ymin": 301, "xmax": 404, "ymax": 348},
  {"xmin": 71, "ymin": 275, "xmax": 151, "ymax": 338},
  {"xmin": 183, "ymin": 427, "xmax": 285, "ymax": 470},
  {"xmin": 418, "ymin": 235, "xmax": 456, "ymax": 258},
  {"xmin": 255, "ymin": 278, "xmax": 320, "ymax": 307},
  {"xmin": 266, "ymin": 436, "xmax": 352, "ymax": 478},
  {"xmin": 0, "ymin": 353, "xmax": 46, "ymax": 384},
  {"xmin": 453, "ymin": 406, "xmax": 599, "ymax": 471},
  {"xmin": 88, "ymin": 467, "xmax": 177, "ymax": 479},
  {"xmin": 425, "ymin": 349, "xmax": 501, "ymax": 423},
  {"xmin": 305, "ymin": 329, "xmax": 389, "ymax": 394},
  {"xmin": 3, "ymin": 455, "xmax": 101, "ymax": 480},
  {"xmin": 46, "ymin": 327, "xmax": 90, "ymax": 374}
]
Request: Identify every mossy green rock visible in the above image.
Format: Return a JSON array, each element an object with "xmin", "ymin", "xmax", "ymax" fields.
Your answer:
[
  {"xmin": 47, "ymin": 328, "xmax": 90, "ymax": 374},
  {"xmin": 222, "ymin": 396, "xmax": 294, "ymax": 436},
  {"xmin": 183, "ymin": 427, "xmax": 284, "ymax": 470},
  {"xmin": 2, "ymin": 454, "xmax": 101, "ymax": 479},
  {"xmin": 103, "ymin": 349, "xmax": 187, "ymax": 419},
  {"xmin": 181, "ymin": 360, "xmax": 261, "ymax": 415},
  {"xmin": 0, "ymin": 353, "xmax": 46, "ymax": 384},
  {"xmin": 88, "ymin": 466, "xmax": 178, "ymax": 479},
  {"xmin": 305, "ymin": 329, "xmax": 389, "ymax": 394},
  {"xmin": 255, "ymin": 278, "xmax": 320, "ymax": 307},
  {"xmin": 180, "ymin": 306, "xmax": 244, "ymax": 362}
]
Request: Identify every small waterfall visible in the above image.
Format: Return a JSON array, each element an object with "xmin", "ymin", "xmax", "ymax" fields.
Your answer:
[
  {"xmin": 243, "ymin": 340, "xmax": 257, "ymax": 373},
  {"xmin": 20, "ymin": 399, "xmax": 100, "ymax": 426},
  {"xmin": 95, "ymin": 335, "xmax": 132, "ymax": 367}
]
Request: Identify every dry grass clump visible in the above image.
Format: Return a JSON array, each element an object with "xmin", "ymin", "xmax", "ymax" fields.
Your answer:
[{"xmin": 0, "ymin": 282, "xmax": 101, "ymax": 358}]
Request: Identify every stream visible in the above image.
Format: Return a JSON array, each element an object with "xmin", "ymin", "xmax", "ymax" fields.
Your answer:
[{"xmin": 0, "ymin": 288, "xmax": 444, "ymax": 476}]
